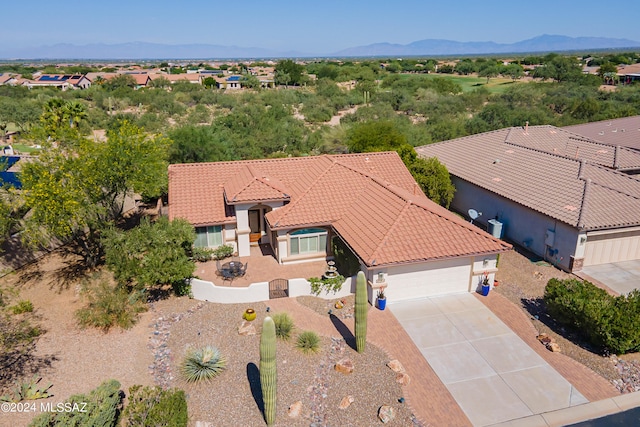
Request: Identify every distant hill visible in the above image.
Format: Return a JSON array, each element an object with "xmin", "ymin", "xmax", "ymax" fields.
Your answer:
[
  {"xmin": 0, "ymin": 42, "xmax": 306, "ymax": 60},
  {"xmin": 333, "ymin": 35, "xmax": 640, "ymax": 57},
  {"xmin": 1, "ymin": 35, "xmax": 639, "ymax": 60}
]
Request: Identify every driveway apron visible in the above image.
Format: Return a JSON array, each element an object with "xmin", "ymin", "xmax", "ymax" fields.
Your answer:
[{"xmin": 389, "ymin": 293, "xmax": 588, "ymax": 426}]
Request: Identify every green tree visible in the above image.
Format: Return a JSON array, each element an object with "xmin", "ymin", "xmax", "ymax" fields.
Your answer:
[
  {"xmin": 275, "ymin": 59, "xmax": 305, "ymax": 86},
  {"xmin": 346, "ymin": 121, "xmax": 407, "ymax": 153},
  {"xmin": 20, "ymin": 121, "xmax": 169, "ymax": 266},
  {"xmin": 102, "ymin": 217, "xmax": 196, "ymax": 294},
  {"xmin": 504, "ymin": 63, "xmax": 525, "ymax": 81}
]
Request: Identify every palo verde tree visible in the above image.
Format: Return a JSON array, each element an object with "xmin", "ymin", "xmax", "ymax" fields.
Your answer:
[{"xmin": 20, "ymin": 121, "xmax": 169, "ymax": 267}]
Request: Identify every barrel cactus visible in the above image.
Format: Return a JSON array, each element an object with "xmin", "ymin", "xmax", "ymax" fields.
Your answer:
[
  {"xmin": 355, "ymin": 271, "xmax": 368, "ymax": 353},
  {"xmin": 260, "ymin": 316, "xmax": 277, "ymax": 425}
]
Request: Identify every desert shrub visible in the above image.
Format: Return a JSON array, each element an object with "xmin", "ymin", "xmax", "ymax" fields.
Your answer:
[
  {"xmin": 191, "ymin": 247, "xmax": 215, "ymax": 262},
  {"xmin": 121, "ymin": 385, "xmax": 187, "ymax": 427},
  {"xmin": 212, "ymin": 244, "xmax": 234, "ymax": 260},
  {"xmin": 272, "ymin": 312, "xmax": 294, "ymax": 341},
  {"xmin": 75, "ymin": 281, "xmax": 147, "ymax": 331},
  {"xmin": 10, "ymin": 300, "xmax": 34, "ymax": 314},
  {"xmin": 296, "ymin": 331, "xmax": 320, "ymax": 354},
  {"xmin": 181, "ymin": 345, "xmax": 226, "ymax": 383},
  {"xmin": 544, "ymin": 278, "xmax": 640, "ymax": 354},
  {"xmin": 29, "ymin": 379, "xmax": 123, "ymax": 427}
]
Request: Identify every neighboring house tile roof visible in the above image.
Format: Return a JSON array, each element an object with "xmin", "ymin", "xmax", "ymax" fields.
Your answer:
[
  {"xmin": 169, "ymin": 153, "xmax": 510, "ymax": 267},
  {"xmin": 416, "ymin": 126, "xmax": 640, "ymax": 232},
  {"xmin": 563, "ymin": 116, "xmax": 640, "ymax": 152}
]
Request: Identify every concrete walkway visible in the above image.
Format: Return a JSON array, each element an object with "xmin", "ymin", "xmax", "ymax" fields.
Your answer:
[
  {"xmin": 389, "ymin": 294, "xmax": 587, "ymax": 426},
  {"xmin": 579, "ymin": 260, "xmax": 640, "ymax": 295}
]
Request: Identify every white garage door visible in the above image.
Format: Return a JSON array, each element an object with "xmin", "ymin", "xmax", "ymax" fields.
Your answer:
[
  {"xmin": 584, "ymin": 229, "xmax": 640, "ymax": 267},
  {"xmin": 385, "ymin": 257, "xmax": 472, "ymax": 301}
]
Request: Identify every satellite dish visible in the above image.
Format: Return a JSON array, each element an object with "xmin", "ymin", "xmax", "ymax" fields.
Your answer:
[{"xmin": 468, "ymin": 209, "xmax": 482, "ymax": 224}]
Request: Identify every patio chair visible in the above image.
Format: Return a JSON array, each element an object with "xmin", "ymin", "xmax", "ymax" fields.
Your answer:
[
  {"xmin": 221, "ymin": 268, "xmax": 235, "ymax": 282},
  {"xmin": 239, "ymin": 261, "xmax": 248, "ymax": 277},
  {"xmin": 216, "ymin": 259, "xmax": 223, "ymax": 276}
]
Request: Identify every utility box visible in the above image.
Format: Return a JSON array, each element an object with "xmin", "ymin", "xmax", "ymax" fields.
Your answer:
[
  {"xmin": 545, "ymin": 230, "xmax": 555, "ymax": 247},
  {"xmin": 488, "ymin": 219, "xmax": 504, "ymax": 239}
]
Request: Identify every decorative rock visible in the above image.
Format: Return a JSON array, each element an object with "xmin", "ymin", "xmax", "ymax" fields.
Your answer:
[
  {"xmin": 339, "ymin": 395, "xmax": 354, "ymax": 409},
  {"xmin": 288, "ymin": 401, "xmax": 303, "ymax": 418},
  {"xmin": 334, "ymin": 358, "xmax": 354, "ymax": 374},
  {"xmin": 387, "ymin": 359, "xmax": 405, "ymax": 373},
  {"xmin": 195, "ymin": 422, "xmax": 214, "ymax": 427},
  {"xmin": 396, "ymin": 372, "xmax": 411, "ymax": 386},
  {"xmin": 378, "ymin": 405, "xmax": 396, "ymax": 424},
  {"xmin": 547, "ymin": 342, "xmax": 561, "ymax": 352},
  {"xmin": 537, "ymin": 333, "xmax": 551, "ymax": 344},
  {"xmin": 238, "ymin": 320, "xmax": 256, "ymax": 336}
]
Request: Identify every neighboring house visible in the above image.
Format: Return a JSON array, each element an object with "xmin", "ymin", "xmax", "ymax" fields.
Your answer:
[
  {"xmin": 162, "ymin": 73, "xmax": 202, "ymax": 84},
  {"xmin": 564, "ymin": 115, "xmax": 640, "ymax": 152},
  {"xmin": 617, "ymin": 63, "xmax": 640, "ymax": 84},
  {"xmin": 169, "ymin": 152, "xmax": 510, "ymax": 302},
  {"xmin": 25, "ymin": 74, "xmax": 91, "ymax": 90},
  {"xmin": 416, "ymin": 125, "xmax": 640, "ymax": 273}
]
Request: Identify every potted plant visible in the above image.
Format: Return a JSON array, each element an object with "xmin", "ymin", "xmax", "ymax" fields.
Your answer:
[
  {"xmin": 481, "ymin": 272, "xmax": 490, "ymax": 296},
  {"xmin": 243, "ymin": 308, "xmax": 257, "ymax": 321},
  {"xmin": 377, "ymin": 287, "xmax": 387, "ymax": 310}
]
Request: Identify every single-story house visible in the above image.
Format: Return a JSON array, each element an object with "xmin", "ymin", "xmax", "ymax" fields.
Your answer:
[
  {"xmin": 416, "ymin": 125, "xmax": 640, "ymax": 272},
  {"xmin": 25, "ymin": 74, "xmax": 92, "ymax": 90},
  {"xmin": 564, "ymin": 115, "xmax": 640, "ymax": 152},
  {"xmin": 169, "ymin": 152, "xmax": 510, "ymax": 302}
]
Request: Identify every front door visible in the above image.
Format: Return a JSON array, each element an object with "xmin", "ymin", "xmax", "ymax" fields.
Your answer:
[{"xmin": 248, "ymin": 209, "xmax": 262, "ymax": 244}]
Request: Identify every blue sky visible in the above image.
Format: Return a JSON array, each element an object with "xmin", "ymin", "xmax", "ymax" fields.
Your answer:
[{"xmin": 6, "ymin": 0, "xmax": 640, "ymax": 53}]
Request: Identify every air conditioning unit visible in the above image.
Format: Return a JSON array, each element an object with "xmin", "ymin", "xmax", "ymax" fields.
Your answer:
[{"xmin": 545, "ymin": 230, "xmax": 555, "ymax": 247}]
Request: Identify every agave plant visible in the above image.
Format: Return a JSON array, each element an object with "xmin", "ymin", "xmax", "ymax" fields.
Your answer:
[{"xmin": 181, "ymin": 345, "xmax": 226, "ymax": 383}]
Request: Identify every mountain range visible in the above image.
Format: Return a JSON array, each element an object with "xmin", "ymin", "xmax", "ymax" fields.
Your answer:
[{"xmin": 1, "ymin": 35, "xmax": 639, "ymax": 60}]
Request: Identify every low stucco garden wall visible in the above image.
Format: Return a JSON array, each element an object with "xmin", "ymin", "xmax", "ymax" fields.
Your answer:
[{"xmin": 190, "ymin": 275, "xmax": 355, "ymax": 304}]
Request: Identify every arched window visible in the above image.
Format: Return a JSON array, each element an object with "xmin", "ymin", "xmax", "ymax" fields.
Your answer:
[{"xmin": 289, "ymin": 228, "xmax": 328, "ymax": 256}]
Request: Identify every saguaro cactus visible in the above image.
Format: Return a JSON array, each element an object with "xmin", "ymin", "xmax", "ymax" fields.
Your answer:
[
  {"xmin": 355, "ymin": 271, "xmax": 368, "ymax": 353},
  {"xmin": 260, "ymin": 316, "xmax": 277, "ymax": 425}
]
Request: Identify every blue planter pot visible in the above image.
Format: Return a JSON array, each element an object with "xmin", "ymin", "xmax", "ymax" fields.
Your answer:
[
  {"xmin": 377, "ymin": 298, "xmax": 387, "ymax": 310},
  {"xmin": 481, "ymin": 284, "xmax": 490, "ymax": 296}
]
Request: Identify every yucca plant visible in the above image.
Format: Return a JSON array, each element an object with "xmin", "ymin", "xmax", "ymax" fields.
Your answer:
[
  {"xmin": 272, "ymin": 312, "xmax": 294, "ymax": 341},
  {"xmin": 181, "ymin": 345, "xmax": 226, "ymax": 383},
  {"xmin": 296, "ymin": 331, "xmax": 320, "ymax": 354}
]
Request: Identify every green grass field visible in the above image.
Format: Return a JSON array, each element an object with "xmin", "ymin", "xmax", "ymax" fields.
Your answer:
[
  {"xmin": 398, "ymin": 73, "xmax": 527, "ymax": 94},
  {"xmin": 9, "ymin": 143, "xmax": 40, "ymax": 153}
]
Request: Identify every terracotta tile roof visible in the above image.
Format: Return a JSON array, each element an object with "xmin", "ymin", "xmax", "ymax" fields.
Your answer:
[
  {"xmin": 223, "ymin": 164, "xmax": 290, "ymax": 203},
  {"xmin": 564, "ymin": 116, "xmax": 640, "ymax": 152},
  {"xmin": 169, "ymin": 153, "xmax": 509, "ymax": 266},
  {"xmin": 506, "ymin": 125, "xmax": 640, "ymax": 170},
  {"xmin": 416, "ymin": 126, "xmax": 640, "ymax": 231}
]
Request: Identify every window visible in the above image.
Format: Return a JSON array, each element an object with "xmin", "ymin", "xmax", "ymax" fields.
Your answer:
[
  {"xmin": 289, "ymin": 228, "xmax": 328, "ymax": 256},
  {"xmin": 194, "ymin": 225, "xmax": 223, "ymax": 248}
]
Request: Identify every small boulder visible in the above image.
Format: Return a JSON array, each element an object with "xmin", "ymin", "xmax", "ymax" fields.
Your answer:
[
  {"xmin": 396, "ymin": 372, "xmax": 411, "ymax": 386},
  {"xmin": 288, "ymin": 401, "xmax": 303, "ymax": 418},
  {"xmin": 378, "ymin": 405, "xmax": 396, "ymax": 424},
  {"xmin": 238, "ymin": 321, "xmax": 256, "ymax": 336},
  {"xmin": 537, "ymin": 333, "xmax": 551, "ymax": 344},
  {"xmin": 339, "ymin": 395, "xmax": 354, "ymax": 409},
  {"xmin": 335, "ymin": 358, "xmax": 354, "ymax": 374},
  {"xmin": 387, "ymin": 359, "xmax": 405, "ymax": 373},
  {"xmin": 195, "ymin": 422, "xmax": 214, "ymax": 427},
  {"xmin": 547, "ymin": 342, "xmax": 561, "ymax": 352}
]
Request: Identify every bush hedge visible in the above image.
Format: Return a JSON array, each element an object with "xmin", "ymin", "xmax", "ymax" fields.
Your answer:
[
  {"xmin": 122, "ymin": 385, "xmax": 188, "ymax": 427},
  {"xmin": 544, "ymin": 278, "xmax": 640, "ymax": 354}
]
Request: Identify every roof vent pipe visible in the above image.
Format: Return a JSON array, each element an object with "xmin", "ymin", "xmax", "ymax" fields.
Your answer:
[
  {"xmin": 524, "ymin": 121, "xmax": 529, "ymax": 134},
  {"xmin": 614, "ymin": 145, "xmax": 620, "ymax": 169}
]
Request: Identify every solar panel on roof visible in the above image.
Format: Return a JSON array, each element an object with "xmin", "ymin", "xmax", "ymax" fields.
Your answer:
[{"xmin": 227, "ymin": 76, "xmax": 241, "ymax": 81}]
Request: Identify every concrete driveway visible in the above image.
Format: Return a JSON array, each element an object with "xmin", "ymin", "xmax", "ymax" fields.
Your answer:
[
  {"xmin": 389, "ymin": 293, "xmax": 587, "ymax": 426},
  {"xmin": 580, "ymin": 260, "xmax": 640, "ymax": 295}
]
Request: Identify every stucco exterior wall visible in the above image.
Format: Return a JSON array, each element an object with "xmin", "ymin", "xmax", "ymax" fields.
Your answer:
[{"xmin": 451, "ymin": 178, "xmax": 579, "ymax": 271}]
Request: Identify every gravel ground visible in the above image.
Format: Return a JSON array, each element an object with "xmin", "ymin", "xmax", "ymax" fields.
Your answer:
[
  {"xmin": 494, "ymin": 248, "xmax": 622, "ymax": 383},
  {"xmin": 164, "ymin": 299, "xmax": 415, "ymax": 426},
  {"xmin": 0, "ymin": 252, "xmax": 415, "ymax": 426}
]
